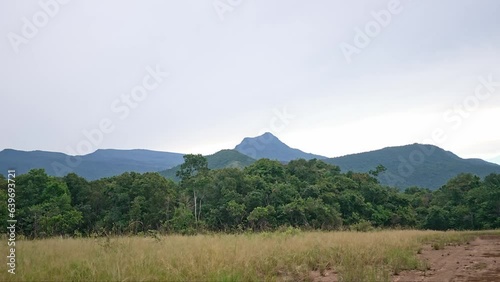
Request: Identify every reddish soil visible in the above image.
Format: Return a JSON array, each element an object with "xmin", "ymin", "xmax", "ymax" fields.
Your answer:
[
  {"xmin": 309, "ymin": 269, "xmax": 338, "ymax": 282},
  {"xmin": 308, "ymin": 235, "xmax": 500, "ymax": 282},
  {"xmin": 395, "ymin": 235, "xmax": 500, "ymax": 282}
]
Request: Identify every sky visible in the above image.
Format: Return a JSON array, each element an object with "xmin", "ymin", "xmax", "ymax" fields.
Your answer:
[{"xmin": 1, "ymin": 0, "xmax": 500, "ymax": 164}]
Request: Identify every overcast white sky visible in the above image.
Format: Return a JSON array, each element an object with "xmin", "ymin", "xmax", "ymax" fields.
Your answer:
[{"xmin": 1, "ymin": 0, "xmax": 499, "ymax": 163}]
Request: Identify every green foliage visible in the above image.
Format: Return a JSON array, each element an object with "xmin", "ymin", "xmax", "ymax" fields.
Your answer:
[
  {"xmin": 248, "ymin": 205, "xmax": 276, "ymax": 230},
  {"xmin": 324, "ymin": 144, "xmax": 500, "ymax": 189},
  {"xmin": 14, "ymin": 169, "xmax": 82, "ymax": 237},
  {"xmin": 350, "ymin": 220, "xmax": 375, "ymax": 232},
  {"xmin": 169, "ymin": 204, "xmax": 196, "ymax": 235},
  {"xmin": 176, "ymin": 154, "xmax": 209, "ymax": 183},
  {"xmin": 160, "ymin": 150, "xmax": 255, "ymax": 181},
  {"xmin": 204, "ymin": 149, "xmax": 256, "ymax": 169},
  {"xmin": 2, "ymin": 161, "xmax": 499, "ymax": 237},
  {"xmin": 369, "ymin": 164, "xmax": 387, "ymax": 177}
]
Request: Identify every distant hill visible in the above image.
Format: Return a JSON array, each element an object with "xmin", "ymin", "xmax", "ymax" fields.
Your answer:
[
  {"xmin": 205, "ymin": 149, "xmax": 257, "ymax": 169},
  {"xmin": 235, "ymin": 132, "xmax": 326, "ymax": 162},
  {"xmin": 0, "ymin": 149, "xmax": 68, "ymax": 176},
  {"xmin": 324, "ymin": 144, "xmax": 500, "ymax": 189},
  {"xmin": 160, "ymin": 149, "xmax": 256, "ymax": 181},
  {"xmin": 2, "ymin": 137, "xmax": 499, "ymax": 190},
  {"xmin": 0, "ymin": 149, "xmax": 184, "ymax": 180}
]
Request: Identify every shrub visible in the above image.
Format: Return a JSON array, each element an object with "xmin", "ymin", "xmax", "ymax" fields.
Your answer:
[{"xmin": 350, "ymin": 220, "xmax": 374, "ymax": 232}]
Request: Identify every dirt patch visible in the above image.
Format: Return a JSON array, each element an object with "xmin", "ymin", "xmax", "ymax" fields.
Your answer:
[
  {"xmin": 309, "ymin": 269, "xmax": 339, "ymax": 282},
  {"xmin": 394, "ymin": 235, "xmax": 500, "ymax": 282}
]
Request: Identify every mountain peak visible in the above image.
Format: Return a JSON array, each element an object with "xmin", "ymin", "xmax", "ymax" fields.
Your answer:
[
  {"xmin": 235, "ymin": 133, "xmax": 326, "ymax": 162},
  {"xmin": 261, "ymin": 132, "xmax": 277, "ymax": 138},
  {"xmin": 241, "ymin": 132, "xmax": 280, "ymax": 142}
]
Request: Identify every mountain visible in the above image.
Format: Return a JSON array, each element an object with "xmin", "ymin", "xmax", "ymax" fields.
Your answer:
[
  {"xmin": 234, "ymin": 132, "xmax": 326, "ymax": 162},
  {"xmin": 0, "ymin": 149, "xmax": 69, "ymax": 175},
  {"xmin": 324, "ymin": 144, "xmax": 500, "ymax": 189},
  {"xmin": 2, "ymin": 136, "xmax": 499, "ymax": 189},
  {"xmin": 203, "ymin": 149, "xmax": 257, "ymax": 169},
  {"xmin": 160, "ymin": 149, "xmax": 256, "ymax": 180},
  {"xmin": 0, "ymin": 149, "xmax": 184, "ymax": 180}
]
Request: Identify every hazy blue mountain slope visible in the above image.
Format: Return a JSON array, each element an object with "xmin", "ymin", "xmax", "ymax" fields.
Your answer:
[
  {"xmin": 324, "ymin": 144, "xmax": 500, "ymax": 189},
  {"xmin": 235, "ymin": 132, "xmax": 326, "ymax": 162},
  {"xmin": 0, "ymin": 149, "xmax": 184, "ymax": 179},
  {"xmin": 2, "ymin": 138, "xmax": 499, "ymax": 189}
]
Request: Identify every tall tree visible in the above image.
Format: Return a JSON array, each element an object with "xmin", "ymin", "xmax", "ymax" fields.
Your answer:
[{"xmin": 176, "ymin": 154, "xmax": 209, "ymax": 225}]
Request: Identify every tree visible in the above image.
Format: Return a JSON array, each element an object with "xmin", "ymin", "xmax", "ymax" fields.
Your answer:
[
  {"xmin": 176, "ymin": 154, "xmax": 209, "ymax": 226},
  {"xmin": 4, "ymin": 159, "xmax": 499, "ymax": 235},
  {"xmin": 369, "ymin": 164, "xmax": 387, "ymax": 177},
  {"xmin": 244, "ymin": 159, "xmax": 286, "ymax": 183},
  {"xmin": 466, "ymin": 174, "xmax": 500, "ymax": 229},
  {"xmin": 16, "ymin": 169, "xmax": 82, "ymax": 237},
  {"xmin": 304, "ymin": 198, "xmax": 342, "ymax": 230},
  {"xmin": 169, "ymin": 204, "xmax": 195, "ymax": 235},
  {"xmin": 0, "ymin": 175, "xmax": 8, "ymax": 227},
  {"xmin": 225, "ymin": 200, "xmax": 246, "ymax": 228},
  {"xmin": 63, "ymin": 173, "xmax": 93, "ymax": 233},
  {"xmin": 176, "ymin": 154, "xmax": 209, "ymax": 183},
  {"xmin": 247, "ymin": 206, "xmax": 276, "ymax": 231},
  {"xmin": 424, "ymin": 206, "xmax": 449, "ymax": 230}
]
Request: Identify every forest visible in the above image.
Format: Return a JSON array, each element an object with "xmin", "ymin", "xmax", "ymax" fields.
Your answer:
[{"xmin": 1, "ymin": 154, "xmax": 499, "ymax": 238}]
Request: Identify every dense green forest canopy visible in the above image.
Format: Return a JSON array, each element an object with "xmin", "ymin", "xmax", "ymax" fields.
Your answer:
[{"xmin": 1, "ymin": 156, "xmax": 499, "ymax": 238}]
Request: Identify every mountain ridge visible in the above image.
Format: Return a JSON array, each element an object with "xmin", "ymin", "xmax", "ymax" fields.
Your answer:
[
  {"xmin": 1, "ymin": 133, "xmax": 499, "ymax": 189},
  {"xmin": 324, "ymin": 143, "xmax": 500, "ymax": 189},
  {"xmin": 234, "ymin": 132, "xmax": 326, "ymax": 161},
  {"xmin": 0, "ymin": 148, "xmax": 184, "ymax": 180}
]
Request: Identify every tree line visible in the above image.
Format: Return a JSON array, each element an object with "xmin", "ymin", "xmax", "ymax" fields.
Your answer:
[{"xmin": 1, "ymin": 155, "xmax": 499, "ymax": 237}]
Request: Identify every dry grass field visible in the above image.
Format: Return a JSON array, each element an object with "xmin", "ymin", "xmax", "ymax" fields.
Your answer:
[{"xmin": 1, "ymin": 229, "xmax": 499, "ymax": 282}]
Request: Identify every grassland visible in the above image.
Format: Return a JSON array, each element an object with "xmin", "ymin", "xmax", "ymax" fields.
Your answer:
[{"xmin": 1, "ymin": 229, "xmax": 499, "ymax": 281}]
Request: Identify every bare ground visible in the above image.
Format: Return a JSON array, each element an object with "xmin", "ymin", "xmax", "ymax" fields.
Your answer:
[
  {"xmin": 394, "ymin": 235, "xmax": 500, "ymax": 282},
  {"xmin": 309, "ymin": 269, "xmax": 339, "ymax": 282},
  {"xmin": 308, "ymin": 235, "xmax": 500, "ymax": 282}
]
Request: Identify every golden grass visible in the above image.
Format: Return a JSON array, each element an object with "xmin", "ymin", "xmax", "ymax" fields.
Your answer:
[{"xmin": 1, "ymin": 230, "xmax": 499, "ymax": 282}]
